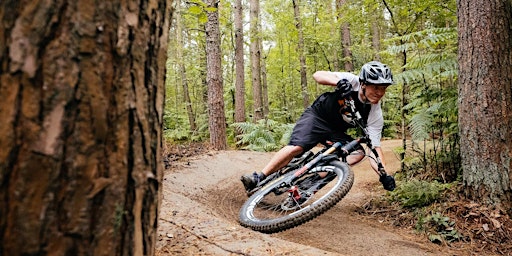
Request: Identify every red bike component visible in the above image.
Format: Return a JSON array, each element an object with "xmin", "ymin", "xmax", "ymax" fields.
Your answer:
[{"xmin": 288, "ymin": 186, "xmax": 301, "ymax": 200}]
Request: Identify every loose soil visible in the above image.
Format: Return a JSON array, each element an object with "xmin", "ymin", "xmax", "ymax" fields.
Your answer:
[{"xmin": 156, "ymin": 140, "xmax": 506, "ymax": 256}]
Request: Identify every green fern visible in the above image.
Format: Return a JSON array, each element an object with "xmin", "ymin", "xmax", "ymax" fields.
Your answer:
[
  {"xmin": 385, "ymin": 26, "xmax": 460, "ymax": 181},
  {"xmin": 231, "ymin": 119, "xmax": 294, "ymax": 152}
]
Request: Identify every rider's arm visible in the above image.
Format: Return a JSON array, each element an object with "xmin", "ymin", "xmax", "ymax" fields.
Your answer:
[
  {"xmin": 374, "ymin": 146, "xmax": 386, "ymax": 168},
  {"xmin": 368, "ymin": 146, "xmax": 387, "ymax": 173},
  {"xmin": 366, "ymin": 104, "xmax": 388, "ymax": 172},
  {"xmin": 313, "ymin": 71, "xmax": 359, "ymax": 88}
]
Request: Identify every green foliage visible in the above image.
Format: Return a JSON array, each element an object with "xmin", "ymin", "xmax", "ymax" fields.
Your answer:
[
  {"xmin": 165, "ymin": 0, "xmax": 460, "ymax": 166},
  {"xmin": 389, "ymin": 179, "xmax": 452, "ymax": 208},
  {"xmin": 232, "ymin": 119, "xmax": 293, "ymax": 152},
  {"xmin": 384, "ymin": 24, "xmax": 460, "ymax": 181}
]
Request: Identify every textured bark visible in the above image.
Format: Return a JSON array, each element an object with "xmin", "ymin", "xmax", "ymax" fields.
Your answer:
[
  {"xmin": 337, "ymin": 0, "xmax": 353, "ymax": 72},
  {"xmin": 458, "ymin": 0, "xmax": 512, "ymax": 209},
  {"xmin": 250, "ymin": 0, "xmax": 264, "ymax": 121},
  {"xmin": 371, "ymin": 21, "xmax": 381, "ymax": 61},
  {"xmin": 205, "ymin": 0, "xmax": 227, "ymax": 150},
  {"xmin": 0, "ymin": 0, "xmax": 171, "ymax": 255},
  {"xmin": 234, "ymin": 0, "xmax": 246, "ymax": 124},
  {"xmin": 261, "ymin": 53, "xmax": 269, "ymax": 117},
  {"xmin": 293, "ymin": 0, "xmax": 310, "ymax": 109}
]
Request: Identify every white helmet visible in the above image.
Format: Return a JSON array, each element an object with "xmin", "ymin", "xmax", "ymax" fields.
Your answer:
[{"xmin": 359, "ymin": 61, "xmax": 394, "ymax": 85}]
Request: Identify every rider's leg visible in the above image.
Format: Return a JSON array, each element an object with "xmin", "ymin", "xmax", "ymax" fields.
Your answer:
[
  {"xmin": 241, "ymin": 145, "xmax": 304, "ymax": 191},
  {"xmin": 346, "ymin": 149, "xmax": 365, "ymax": 166},
  {"xmin": 261, "ymin": 145, "xmax": 304, "ymax": 176}
]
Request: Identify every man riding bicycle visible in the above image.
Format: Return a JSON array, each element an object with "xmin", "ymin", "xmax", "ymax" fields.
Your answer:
[{"xmin": 241, "ymin": 61, "xmax": 396, "ymax": 193}]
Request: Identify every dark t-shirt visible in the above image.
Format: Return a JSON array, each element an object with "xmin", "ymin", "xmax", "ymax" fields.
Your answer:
[
  {"xmin": 310, "ymin": 90, "xmax": 371, "ymax": 130},
  {"xmin": 288, "ymin": 90, "xmax": 372, "ymax": 151}
]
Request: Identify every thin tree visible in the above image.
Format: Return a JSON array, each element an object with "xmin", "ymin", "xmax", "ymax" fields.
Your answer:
[
  {"xmin": 458, "ymin": 0, "xmax": 512, "ymax": 208},
  {"xmin": 371, "ymin": 20, "xmax": 382, "ymax": 61},
  {"xmin": 0, "ymin": 0, "xmax": 171, "ymax": 255},
  {"xmin": 205, "ymin": 0, "xmax": 227, "ymax": 150},
  {"xmin": 234, "ymin": 0, "xmax": 246, "ymax": 126},
  {"xmin": 176, "ymin": 1, "xmax": 197, "ymax": 134},
  {"xmin": 337, "ymin": 0, "xmax": 354, "ymax": 72},
  {"xmin": 261, "ymin": 50, "xmax": 270, "ymax": 116},
  {"xmin": 293, "ymin": 0, "xmax": 310, "ymax": 108},
  {"xmin": 250, "ymin": 0, "xmax": 264, "ymax": 121}
]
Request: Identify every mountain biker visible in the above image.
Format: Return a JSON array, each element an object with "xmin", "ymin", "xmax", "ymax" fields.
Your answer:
[{"xmin": 241, "ymin": 61, "xmax": 396, "ymax": 193}]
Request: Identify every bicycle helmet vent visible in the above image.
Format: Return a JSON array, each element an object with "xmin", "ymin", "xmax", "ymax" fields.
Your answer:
[{"xmin": 359, "ymin": 61, "xmax": 394, "ymax": 85}]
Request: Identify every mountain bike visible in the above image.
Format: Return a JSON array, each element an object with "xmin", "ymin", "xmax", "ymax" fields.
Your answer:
[{"xmin": 238, "ymin": 96, "xmax": 390, "ymax": 233}]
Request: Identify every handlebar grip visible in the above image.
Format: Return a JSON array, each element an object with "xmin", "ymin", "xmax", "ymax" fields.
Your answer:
[{"xmin": 340, "ymin": 139, "xmax": 361, "ymax": 155}]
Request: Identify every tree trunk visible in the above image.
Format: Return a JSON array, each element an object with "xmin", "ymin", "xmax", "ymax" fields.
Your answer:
[
  {"xmin": 400, "ymin": 48, "xmax": 408, "ymax": 172},
  {"xmin": 176, "ymin": 1, "xmax": 197, "ymax": 134},
  {"xmin": 371, "ymin": 21, "xmax": 381, "ymax": 61},
  {"xmin": 337, "ymin": 0, "xmax": 353, "ymax": 72},
  {"xmin": 0, "ymin": 0, "xmax": 171, "ymax": 255},
  {"xmin": 234, "ymin": 0, "xmax": 246, "ymax": 125},
  {"xmin": 205, "ymin": 0, "xmax": 227, "ymax": 150},
  {"xmin": 458, "ymin": 0, "xmax": 512, "ymax": 209},
  {"xmin": 261, "ymin": 52, "xmax": 270, "ymax": 117},
  {"xmin": 293, "ymin": 0, "xmax": 310, "ymax": 108},
  {"xmin": 250, "ymin": 0, "xmax": 264, "ymax": 121}
]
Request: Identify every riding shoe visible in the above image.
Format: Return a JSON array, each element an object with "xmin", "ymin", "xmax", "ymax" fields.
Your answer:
[{"xmin": 241, "ymin": 172, "xmax": 266, "ymax": 192}]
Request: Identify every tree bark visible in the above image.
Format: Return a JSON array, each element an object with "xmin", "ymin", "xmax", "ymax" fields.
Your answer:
[
  {"xmin": 234, "ymin": 0, "xmax": 246, "ymax": 125},
  {"xmin": 371, "ymin": 21, "xmax": 381, "ymax": 61},
  {"xmin": 293, "ymin": 0, "xmax": 310, "ymax": 108},
  {"xmin": 337, "ymin": 0, "xmax": 354, "ymax": 72},
  {"xmin": 250, "ymin": 0, "xmax": 264, "ymax": 121},
  {"xmin": 261, "ymin": 52, "xmax": 270, "ymax": 117},
  {"xmin": 0, "ymin": 0, "xmax": 171, "ymax": 255},
  {"xmin": 458, "ymin": 0, "xmax": 512, "ymax": 209},
  {"xmin": 205, "ymin": 0, "xmax": 227, "ymax": 150}
]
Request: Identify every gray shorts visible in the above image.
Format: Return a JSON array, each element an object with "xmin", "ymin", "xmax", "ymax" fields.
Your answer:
[{"xmin": 288, "ymin": 109, "xmax": 358, "ymax": 152}]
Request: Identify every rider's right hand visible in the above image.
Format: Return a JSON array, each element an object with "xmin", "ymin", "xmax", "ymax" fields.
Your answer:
[
  {"xmin": 379, "ymin": 174, "xmax": 396, "ymax": 191},
  {"xmin": 336, "ymin": 79, "xmax": 352, "ymax": 99}
]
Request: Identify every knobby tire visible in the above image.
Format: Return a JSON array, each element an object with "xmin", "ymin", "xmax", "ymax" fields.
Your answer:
[{"xmin": 238, "ymin": 160, "xmax": 354, "ymax": 233}]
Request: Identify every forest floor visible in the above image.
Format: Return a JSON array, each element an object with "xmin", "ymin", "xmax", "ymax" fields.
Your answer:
[{"xmin": 155, "ymin": 140, "xmax": 511, "ymax": 256}]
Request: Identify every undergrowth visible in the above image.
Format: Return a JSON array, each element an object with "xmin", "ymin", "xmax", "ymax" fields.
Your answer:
[{"xmin": 360, "ymin": 179, "xmax": 512, "ymax": 255}]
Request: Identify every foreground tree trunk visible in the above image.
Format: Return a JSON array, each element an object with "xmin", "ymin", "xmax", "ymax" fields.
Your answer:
[
  {"xmin": 0, "ymin": 1, "xmax": 171, "ymax": 255},
  {"xmin": 458, "ymin": 0, "xmax": 512, "ymax": 210}
]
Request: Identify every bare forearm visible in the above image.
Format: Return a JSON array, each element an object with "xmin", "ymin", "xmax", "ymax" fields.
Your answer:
[
  {"xmin": 369, "ymin": 146, "xmax": 387, "ymax": 173},
  {"xmin": 313, "ymin": 71, "xmax": 339, "ymax": 86}
]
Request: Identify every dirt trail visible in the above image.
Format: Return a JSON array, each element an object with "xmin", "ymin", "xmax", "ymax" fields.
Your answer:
[{"xmin": 156, "ymin": 140, "xmax": 464, "ymax": 255}]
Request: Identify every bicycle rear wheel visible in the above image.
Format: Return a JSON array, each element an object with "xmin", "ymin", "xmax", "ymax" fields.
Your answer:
[{"xmin": 238, "ymin": 160, "xmax": 354, "ymax": 233}]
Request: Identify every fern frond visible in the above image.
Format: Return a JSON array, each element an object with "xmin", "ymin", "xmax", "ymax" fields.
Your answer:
[{"xmin": 409, "ymin": 111, "xmax": 432, "ymax": 141}]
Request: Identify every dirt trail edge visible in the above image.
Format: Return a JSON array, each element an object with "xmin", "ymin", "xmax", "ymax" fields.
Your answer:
[{"xmin": 156, "ymin": 140, "xmax": 458, "ymax": 255}]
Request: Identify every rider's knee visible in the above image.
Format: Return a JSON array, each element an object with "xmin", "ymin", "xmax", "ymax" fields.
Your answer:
[{"xmin": 285, "ymin": 145, "xmax": 304, "ymax": 156}]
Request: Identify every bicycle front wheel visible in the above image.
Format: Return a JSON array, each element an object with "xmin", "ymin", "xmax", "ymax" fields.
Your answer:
[{"xmin": 238, "ymin": 160, "xmax": 354, "ymax": 233}]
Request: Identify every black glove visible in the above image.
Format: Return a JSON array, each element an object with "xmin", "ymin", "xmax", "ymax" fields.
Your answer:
[
  {"xmin": 379, "ymin": 174, "xmax": 396, "ymax": 191},
  {"xmin": 336, "ymin": 79, "xmax": 352, "ymax": 99}
]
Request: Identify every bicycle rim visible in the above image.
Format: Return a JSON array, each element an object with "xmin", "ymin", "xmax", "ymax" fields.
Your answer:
[{"xmin": 238, "ymin": 160, "xmax": 354, "ymax": 233}]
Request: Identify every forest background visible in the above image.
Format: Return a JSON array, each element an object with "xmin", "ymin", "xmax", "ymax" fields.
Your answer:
[
  {"xmin": 164, "ymin": 0, "xmax": 512, "ymax": 253},
  {"xmin": 166, "ymin": 0, "xmax": 458, "ymax": 180}
]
